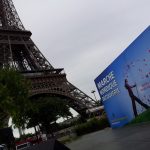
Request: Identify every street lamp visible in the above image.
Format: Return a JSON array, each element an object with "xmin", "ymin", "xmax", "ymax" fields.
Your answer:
[{"xmin": 91, "ymin": 90, "xmax": 97, "ymax": 101}]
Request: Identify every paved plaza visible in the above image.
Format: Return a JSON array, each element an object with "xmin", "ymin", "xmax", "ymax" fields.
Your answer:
[{"xmin": 67, "ymin": 123, "xmax": 150, "ymax": 150}]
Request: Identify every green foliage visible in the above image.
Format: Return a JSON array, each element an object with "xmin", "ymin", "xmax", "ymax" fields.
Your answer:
[
  {"xmin": 128, "ymin": 109, "xmax": 150, "ymax": 125},
  {"xmin": 0, "ymin": 68, "xmax": 31, "ymax": 128},
  {"xmin": 58, "ymin": 118, "xmax": 82, "ymax": 131},
  {"xmin": 75, "ymin": 117, "xmax": 110, "ymax": 136},
  {"xmin": 0, "ymin": 68, "xmax": 73, "ymax": 133},
  {"xmin": 26, "ymin": 96, "xmax": 72, "ymax": 134}
]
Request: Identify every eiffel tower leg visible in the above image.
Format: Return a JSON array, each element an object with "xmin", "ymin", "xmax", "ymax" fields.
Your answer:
[
  {"xmin": 25, "ymin": 71, "xmax": 96, "ymax": 117},
  {"xmin": 0, "ymin": 0, "xmax": 98, "ymax": 119}
]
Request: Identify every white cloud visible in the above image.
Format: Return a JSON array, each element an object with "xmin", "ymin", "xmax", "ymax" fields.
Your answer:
[{"xmin": 13, "ymin": 0, "xmax": 150, "ymax": 99}]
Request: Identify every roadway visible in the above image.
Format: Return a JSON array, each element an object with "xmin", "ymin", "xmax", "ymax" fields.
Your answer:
[{"xmin": 67, "ymin": 122, "xmax": 150, "ymax": 150}]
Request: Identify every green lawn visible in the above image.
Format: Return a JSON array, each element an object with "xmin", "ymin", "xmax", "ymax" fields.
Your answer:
[{"xmin": 129, "ymin": 109, "xmax": 150, "ymax": 125}]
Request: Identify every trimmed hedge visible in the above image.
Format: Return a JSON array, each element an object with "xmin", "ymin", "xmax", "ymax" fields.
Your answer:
[{"xmin": 74, "ymin": 117, "xmax": 110, "ymax": 136}]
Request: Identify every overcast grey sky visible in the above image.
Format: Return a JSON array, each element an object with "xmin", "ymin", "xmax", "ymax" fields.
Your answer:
[{"xmin": 13, "ymin": 0, "xmax": 150, "ymax": 99}]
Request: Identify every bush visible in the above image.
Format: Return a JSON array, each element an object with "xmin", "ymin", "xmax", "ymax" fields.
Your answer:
[{"xmin": 74, "ymin": 117, "xmax": 109, "ymax": 136}]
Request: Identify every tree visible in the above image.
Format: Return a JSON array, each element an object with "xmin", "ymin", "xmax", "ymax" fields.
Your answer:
[
  {"xmin": 0, "ymin": 68, "xmax": 31, "ymax": 128},
  {"xmin": 26, "ymin": 96, "xmax": 72, "ymax": 135}
]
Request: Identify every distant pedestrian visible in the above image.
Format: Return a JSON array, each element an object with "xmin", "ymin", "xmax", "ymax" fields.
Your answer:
[{"xmin": 125, "ymin": 79, "xmax": 149, "ymax": 117}]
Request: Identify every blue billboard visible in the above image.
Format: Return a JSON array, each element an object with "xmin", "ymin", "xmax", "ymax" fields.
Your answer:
[{"xmin": 95, "ymin": 26, "xmax": 150, "ymax": 128}]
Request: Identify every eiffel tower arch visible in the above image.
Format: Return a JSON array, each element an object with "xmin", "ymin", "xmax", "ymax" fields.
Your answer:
[{"xmin": 0, "ymin": 0, "xmax": 98, "ymax": 120}]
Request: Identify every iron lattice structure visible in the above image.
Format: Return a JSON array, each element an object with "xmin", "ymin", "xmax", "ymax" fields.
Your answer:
[{"xmin": 0, "ymin": 0, "xmax": 97, "ymax": 116}]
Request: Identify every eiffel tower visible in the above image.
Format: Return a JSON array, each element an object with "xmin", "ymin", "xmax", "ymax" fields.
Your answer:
[{"xmin": 0, "ymin": 0, "xmax": 97, "ymax": 117}]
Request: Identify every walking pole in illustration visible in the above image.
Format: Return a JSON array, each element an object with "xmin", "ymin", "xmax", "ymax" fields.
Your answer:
[
  {"xmin": 135, "ymin": 82, "xmax": 140, "ymax": 99},
  {"xmin": 134, "ymin": 82, "xmax": 143, "ymax": 112}
]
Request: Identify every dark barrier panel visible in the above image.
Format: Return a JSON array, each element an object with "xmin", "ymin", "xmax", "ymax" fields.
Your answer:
[
  {"xmin": 27, "ymin": 139, "xmax": 70, "ymax": 150},
  {"xmin": 0, "ymin": 127, "xmax": 15, "ymax": 149}
]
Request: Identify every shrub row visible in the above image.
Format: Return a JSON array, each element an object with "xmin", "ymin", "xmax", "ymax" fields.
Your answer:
[{"xmin": 74, "ymin": 117, "xmax": 110, "ymax": 136}]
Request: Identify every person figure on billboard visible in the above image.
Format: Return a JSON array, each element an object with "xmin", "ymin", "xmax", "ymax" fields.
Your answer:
[{"xmin": 125, "ymin": 79, "xmax": 149, "ymax": 117}]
